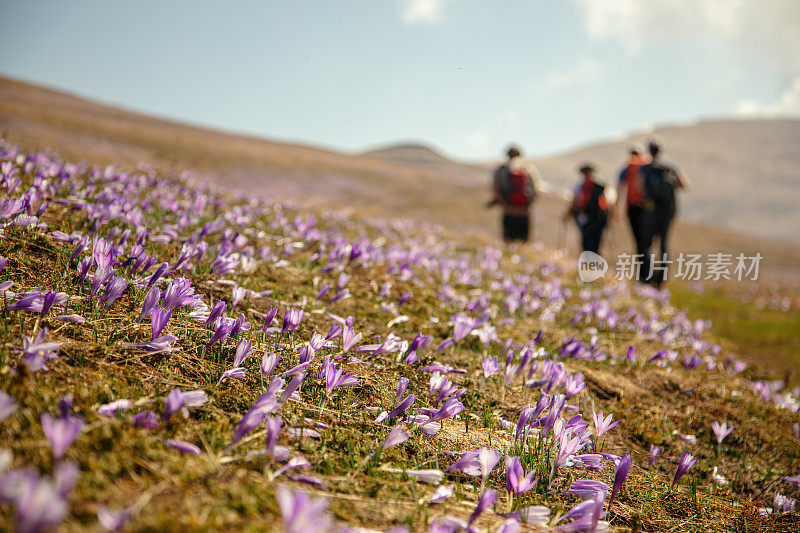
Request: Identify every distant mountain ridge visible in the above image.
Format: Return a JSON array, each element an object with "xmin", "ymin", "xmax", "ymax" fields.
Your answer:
[{"xmin": 362, "ymin": 142, "xmax": 490, "ymax": 185}]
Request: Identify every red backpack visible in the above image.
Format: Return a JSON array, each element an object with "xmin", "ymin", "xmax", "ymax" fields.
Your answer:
[{"xmin": 501, "ymin": 166, "xmax": 535, "ymax": 207}]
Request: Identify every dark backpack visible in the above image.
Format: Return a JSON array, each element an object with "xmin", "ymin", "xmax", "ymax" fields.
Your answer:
[
  {"xmin": 577, "ymin": 182, "xmax": 608, "ymax": 224},
  {"xmin": 644, "ymin": 163, "xmax": 677, "ymax": 210},
  {"xmin": 498, "ymin": 165, "xmax": 535, "ymax": 207}
]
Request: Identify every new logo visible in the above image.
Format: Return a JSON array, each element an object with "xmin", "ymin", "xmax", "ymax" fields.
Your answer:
[{"xmin": 578, "ymin": 251, "xmax": 608, "ymax": 282}]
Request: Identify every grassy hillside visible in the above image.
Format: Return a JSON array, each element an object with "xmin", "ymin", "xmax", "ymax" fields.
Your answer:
[{"xmin": 0, "ymin": 141, "xmax": 799, "ymax": 531}]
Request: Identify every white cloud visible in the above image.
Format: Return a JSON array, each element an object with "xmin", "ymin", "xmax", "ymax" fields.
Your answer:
[
  {"xmin": 736, "ymin": 77, "xmax": 800, "ymax": 117},
  {"xmin": 542, "ymin": 57, "xmax": 604, "ymax": 92},
  {"xmin": 571, "ymin": 0, "xmax": 800, "ymax": 73},
  {"xmin": 467, "ymin": 130, "xmax": 491, "ymax": 150},
  {"xmin": 398, "ymin": 0, "xmax": 452, "ymax": 25}
]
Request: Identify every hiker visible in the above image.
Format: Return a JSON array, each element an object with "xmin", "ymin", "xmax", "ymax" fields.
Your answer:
[
  {"xmin": 640, "ymin": 140, "xmax": 690, "ymax": 287},
  {"xmin": 487, "ymin": 145, "xmax": 538, "ymax": 242},
  {"xmin": 562, "ymin": 163, "xmax": 610, "ymax": 254},
  {"xmin": 617, "ymin": 143, "xmax": 651, "ymax": 281}
]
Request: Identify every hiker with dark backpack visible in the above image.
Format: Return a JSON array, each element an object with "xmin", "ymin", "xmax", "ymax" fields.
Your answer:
[
  {"xmin": 641, "ymin": 140, "xmax": 690, "ymax": 286},
  {"xmin": 562, "ymin": 163, "xmax": 610, "ymax": 254},
  {"xmin": 617, "ymin": 143, "xmax": 652, "ymax": 281},
  {"xmin": 488, "ymin": 145, "xmax": 537, "ymax": 242}
]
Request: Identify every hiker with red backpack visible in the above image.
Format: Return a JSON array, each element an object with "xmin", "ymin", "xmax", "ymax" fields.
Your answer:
[
  {"xmin": 617, "ymin": 143, "xmax": 652, "ymax": 281},
  {"xmin": 562, "ymin": 163, "xmax": 610, "ymax": 254},
  {"xmin": 488, "ymin": 145, "xmax": 537, "ymax": 242},
  {"xmin": 640, "ymin": 140, "xmax": 690, "ymax": 287}
]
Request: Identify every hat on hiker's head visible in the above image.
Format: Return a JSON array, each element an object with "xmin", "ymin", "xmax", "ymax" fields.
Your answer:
[
  {"xmin": 648, "ymin": 139, "xmax": 661, "ymax": 156},
  {"xmin": 579, "ymin": 163, "xmax": 595, "ymax": 174},
  {"xmin": 630, "ymin": 142, "xmax": 645, "ymax": 156},
  {"xmin": 506, "ymin": 145, "xmax": 522, "ymax": 159}
]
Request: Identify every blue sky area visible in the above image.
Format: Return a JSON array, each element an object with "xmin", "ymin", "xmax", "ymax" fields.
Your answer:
[{"xmin": 1, "ymin": 0, "xmax": 798, "ymax": 160}]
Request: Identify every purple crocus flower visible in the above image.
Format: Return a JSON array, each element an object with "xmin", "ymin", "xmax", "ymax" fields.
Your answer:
[
  {"xmin": 40, "ymin": 290, "xmax": 57, "ymax": 317},
  {"xmin": 232, "ymin": 393, "xmax": 280, "ymax": 444},
  {"xmin": 208, "ymin": 320, "xmax": 233, "ymax": 348},
  {"xmin": 649, "ymin": 445, "xmax": 661, "ymax": 467},
  {"xmin": 20, "ymin": 328, "xmax": 59, "ymax": 371},
  {"xmin": 228, "ymin": 313, "xmax": 247, "ymax": 339},
  {"xmin": 341, "ymin": 327, "xmax": 362, "ymax": 354},
  {"xmin": 672, "ymin": 451, "xmax": 698, "ymax": 490},
  {"xmin": 382, "ymin": 424, "xmax": 409, "ymax": 450},
  {"xmin": 497, "ymin": 518, "xmax": 520, "ymax": 533},
  {"xmin": 505, "ymin": 456, "xmax": 538, "ymax": 496},
  {"xmin": 564, "ymin": 373, "xmax": 585, "ymax": 397},
  {"xmin": 41, "ymin": 413, "xmax": 85, "ymax": 459},
  {"xmin": 261, "ymin": 351, "xmax": 281, "ymax": 377},
  {"xmin": 145, "ymin": 262, "xmax": 169, "ymax": 289},
  {"xmin": 321, "ymin": 357, "xmax": 358, "ymax": 395},
  {"xmin": 97, "ymin": 399, "xmax": 132, "ymax": 418},
  {"xmin": 5, "ymin": 469, "xmax": 71, "ymax": 533},
  {"xmin": 165, "ymin": 439, "xmax": 201, "ymax": 455},
  {"xmin": 478, "ymin": 448, "xmax": 500, "ymax": 485},
  {"xmin": 468, "ymin": 488, "xmax": 497, "ymax": 525},
  {"xmin": 388, "ymin": 394, "xmax": 416, "ymax": 420},
  {"xmin": 428, "ymin": 485, "xmax": 454, "ymax": 504},
  {"xmin": 445, "ymin": 451, "xmax": 482, "ymax": 476},
  {"xmin": 563, "ymin": 479, "xmax": 610, "ymax": 501},
  {"xmin": 482, "ymin": 356, "xmax": 501, "ymax": 378},
  {"xmin": 54, "ymin": 314, "xmax": 85, "ymax": 323},
  {"xmin": 435, "ymin": 337, "xmax": 454, "ymax": 352},
  {"xmin": 162, "ymin": 277, "xmax": 199, "ymax": 311},
  {"xmin": 514, "ymin": 405, "xmax": 535, "ymax": 442},
  {"xmin": 423, "ymin": 395, "xmax": 464, "ymax": 422},
  {"xmin": 592, "ymin": 410, "xmax": 619, "ymax": 438},
  {"xmin": 205, "ymin": 300, "xmax": 227, "ymax": 327},
  {"xmin": 553, "ymin": 430, "xmax": 583, "ymax": 471},
  {"xmin": 150, "ymin": 307, "xmax": 172, "ymax": 340},
  {"xmin": 398, "ymin": 290, "xmax": 412, "ymax": 306},
  {"xmin": 103, "ymin": 276, "xmax": 129, "ymax": 309},
  {"xmin": 774, "ymin": 493, "xmax": 796, "ymax": 513},
  {"xmin": 281, "ymin": 361, "xmax": 311, "ymax": 379},
  {"xmin": 452, "ymin": 314, "xmax": 474, "ymax": 342},
  {"xmin": 556, "ymin": 491, "xmax": 606, "ymax": 531},
  {"xmin": 233, "ymin": 339, "xmax": 253, "ymax": 367},
  {"xmin": 273, "ymin": 456, "xmax": 313, "ymax": 478},
  {"xmin": 280, "ymin": 373, "xmax": 305, "ymax": 404},
  {"xmin": 0, "ymin": 390, "xmax": 18, "ymax": 422},
  {"xmin": 131, "ymin": 410, "xmax": 160, "ymax": 429},
  {"xmin": 218, "ymin": 367, "xmax": 247, "ymax": 385},
  {"xmin": 97, "ymin": 505, "xmax": 130, "ymax": 532},
  {"xmin": 276, "ymin": 486, "xmax": 332, "ymax": 533},
  {"xmin": 608, "ymin": 453, "xmax": 631, "ymax": 509},
  {"xmin": 265, "ymin": 415, "xmax": 283, "ymax": 456},
  {"xmin": 396, "ymin": 377, "xmax": 410, "ymax": 403},
  {"xmin": 282, "ymin": 308, "xmax": 305, "ymax": 334},
  {"xmin": 231, "ymin": 286, "xmax": 247, "ymax": 308},
  {"xmin": 261, "ymin": 305, "xmax": 278, "ymax": 333},
  {"xmin": 783, "ymin": 475, "xmax": 800, "ymax": 487},
  {"xmin": 162, "ymin": 388, "xmax": 208, "ymax": 421},
  {"xmin": 138, "ymin": 287, "xmax": 160, "ymax": 323},
  {"xmin": 711, "ymin": 421, "xmax": 734, "ymax": 444}
]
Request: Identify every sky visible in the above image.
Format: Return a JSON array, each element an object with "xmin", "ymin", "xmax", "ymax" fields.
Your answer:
[{"xmin": 1, "ymin": 0, "xmax": 799, "ymax": 161}]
